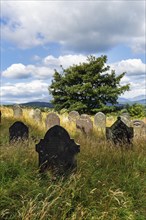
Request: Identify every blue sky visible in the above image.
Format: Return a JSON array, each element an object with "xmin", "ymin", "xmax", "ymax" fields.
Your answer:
[{"xmin": 0, "ymin": 0, "xmax": 145, "ymax": 104}]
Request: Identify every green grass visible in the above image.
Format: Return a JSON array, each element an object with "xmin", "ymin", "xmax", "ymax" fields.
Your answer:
[{"xmin": 0, "ymin": 112, "xmax": 146, "ymax": 220}]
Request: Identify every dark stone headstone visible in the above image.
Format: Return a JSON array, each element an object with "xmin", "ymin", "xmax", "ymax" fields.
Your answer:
[
  {"xmin": 9, "ymin": 121, "xmax": 29, "ymax": 143},
  {"xmin": 106, "ymin": 117, "xmax": 133, "ymax": 145},
  {"xmin": 36, "ymin": 125, "xmax": 80, "ymax": 174}
]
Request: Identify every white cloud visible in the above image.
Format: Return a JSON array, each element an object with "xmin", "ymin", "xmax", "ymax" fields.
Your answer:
[
  {"xmin": 2, "ymin": 64, "xmax": 54, "ymax": 79},
  {"xmin": 2, "ymin": 54, "xmax": 87, "ymax": 79},
  {"xmin": 1, "ymin": 80, "xmax": 50, "ymax": 104},
  {"xmin": 1, "ymin": 1, "xmax": 145, "ymax": 53}
]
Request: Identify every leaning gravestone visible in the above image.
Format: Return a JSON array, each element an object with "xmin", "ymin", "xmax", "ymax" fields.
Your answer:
[
  {"xmin": 36, "ymin": 125, "xmax": 80, "ymax": 174},
  {"xmin": 76, "ymin": 118, "xmax": 93, "ymax": 135},
  {"xmin": 106, "ymin": 116, "xmax": 133, "ymax": 145},
  {"xmin": 13, "ymin": 105, "xmax": 23, "ymax": 118},
  {"xmin": 9, "ymin": 121, "xmax": 29, "ymax": 143},
  {"xmin": 68, "ymin": 111, "xmax": 80, "ymax": 122},
  {"xmin": 94, "ymin": 112, "xmax": 106, "ymax": 129},
  {"xmin": 45, "ymin": 113, "xmax": 60, "ymax": 129},
  {"xmin": 33, "ymin": 109, "xmax": 42, "ymax": 123},
  {"xmin": 80, "ymin": 114, "xmax": 91, "ymax": 121},
  {"xmin": 131, "ymin": 120, "xmax": 146, "ymax": 137},
  {"xmin": 121, "ymin": 112, "xmax": 130, "ymax": 120}
]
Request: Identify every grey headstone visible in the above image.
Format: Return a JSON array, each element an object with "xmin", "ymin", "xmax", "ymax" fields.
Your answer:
[
  {"xmin": 13, "ymin": 105, "xmax": 23, "ymax": 118},
  {"xmin": 76, "ymin": 118, "xmax": 93, "ymax": 134},
  {"xmin": 120, "ymin": 116, "xmax": 131, "ymax": 127},
  {"xmin": 94, "ymin": 112, "xmax": 106, "ymax": 128},
  {"xmin": 121, "ymin": 112, "xmax": 130, "ymax": 120},
  {"xmin": 33, "ymin": 109, "xmax": 42, "ymax": 122},
  {"xmin": 80, "ymin": 114, "xmax": 91, "ymax": 121},
  {"xmin": 68, "ymin": 111, "xmax": 80, "ymax": 122},
  {"xmin": 36, "ymin": 125, "xmax": 80, "ymax": 174},
  {"xmin": 106, "ymin": 116, "xmax": 133, "ymax": 145},
  {"xmin": 131, "ymin": 120, "xmax": 146, "ymax": 137},
  {"xmin": 9, "ymin": 121, "xmax": 29, "ymax": 143},
  {"xmin": 45, "ymin": 113, "xmax": 60, "ymax": 129}
]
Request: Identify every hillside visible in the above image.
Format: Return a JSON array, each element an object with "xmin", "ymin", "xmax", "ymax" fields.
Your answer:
[{"xmin": 0, "ymin": 107, "xmax": 146, "ymax": 220}]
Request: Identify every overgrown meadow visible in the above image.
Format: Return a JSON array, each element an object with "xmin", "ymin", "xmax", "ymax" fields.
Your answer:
[{"xmin": 0, "ymin": 107, "xmax": 146, "ymax": 220}]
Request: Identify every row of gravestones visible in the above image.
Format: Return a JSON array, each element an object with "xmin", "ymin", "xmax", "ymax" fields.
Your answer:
[
  {"xmin": 2, "ymin": 106, "xmax": 146, "ymax": 137},
  {"xmin": 8, "ymin": 116, "xmax": 145, "ymax": 175}
]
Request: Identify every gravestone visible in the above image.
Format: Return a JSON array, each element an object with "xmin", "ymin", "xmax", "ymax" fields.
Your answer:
[
  {"xmin": 131, "ymin": 120, "xmax": 146, "ymax": 137},
  {"xmin": 29, "ymin": 109, "xmax": 35, "ymax": 119},
  {"xmin": 68, "ymin": 111, "xmax": 80, "ymax": 122},
  {"xmin": 76, "ymin": 118, "xmax": 93, "ymax": 134},
  {"xmin": 13, "ymin": 105, "xmax": 23, "ymax": 118},
  {"xmin": 45, "ymin": 113, "xmax": 60, "ymax": 129},
  {"xmin": 9, "ymin": 121, "xmax": 29, "ymax": 143},
  {"xmin": 121, "ymin": 112, "xmax": 130, "ymax": 120},
  {"xmin": 106, "ymin": 116, "xmax": 133, "ymax": 145},
  {"xmin": 94, "ymin": 112, "xmax": 106, "ymax": 129},
  {"xmin": 36, "ymin": 125, "xmax": 80, "ymax": 174},
  {"xmin": 80, "ymin": 114, "xmax": 91, "ymax": 121},
  {"xmin": 33, "ymin": 109, "xmax": 42, "ymax": 122},
  {"xmin": 120, "ymin": 116, "xmax": 131, "ymax": 127}
]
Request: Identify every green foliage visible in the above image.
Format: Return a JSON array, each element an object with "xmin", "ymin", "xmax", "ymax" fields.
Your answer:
[
  {"xmin": 127, "ymin": 103, "xmax": 145, "ymax": 117},
  {"xmin": 49, "ymin": 55, "xmax": 130, "ymax": 114}
]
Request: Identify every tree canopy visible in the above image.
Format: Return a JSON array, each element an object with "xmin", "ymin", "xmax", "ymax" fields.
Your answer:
[{"xmin": 49, "ymin": 55, "xmax": 130, "ymax": 114}]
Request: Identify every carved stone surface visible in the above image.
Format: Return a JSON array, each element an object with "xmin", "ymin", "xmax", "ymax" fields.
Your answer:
[
  {"xmin": 94, "ymin": 112, "xmax": 106, "ymax": 128},
  {"xmin": 36, "ymin": 125, "xmax": 80, "ymax": 173},
  {"xmin": 68, "ymin": 111, "xmax": 80, "ymax": 122},
  {"xmin": 121, "ymin": 112, "xmax": 130, "ymax": 120},
  {"xmin": 33, "ymin": 109, "xmax": 42, "ymax": 122},
  {"xmin": 80, "ymin": 114, "xmax": 90, "ymax": 121},
  {"xmin": 13, "ymin": 105, "xmax": 23, "ymax": 118},
  {"xmin": 120, "ymin": 116, "xmax": 131, "ymax": 127},
  {"xmin": 131, "ymin": 120, "xmax": 146, "ymax": 137},
  {"xmin": 106, "ymin": 117, "xmax": 133, "ymax": 145},
  {"xmin": 9, "ymin": 121, "xmax": 29, "ymax": 143},
  {"xmin": 45, "ymin": 113, "xmax": 60, "ymax": 129},
  {"xmin": 76, "ymin": 118, "xmax": 93, "ymax": 134}
]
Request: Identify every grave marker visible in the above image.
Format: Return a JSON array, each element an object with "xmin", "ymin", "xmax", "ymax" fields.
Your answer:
[
  {"xmin": 36, "ymin": 125, "xmax": 80, "ymax": 174},
  {"xmin": 45, "ymin": 113, "xmax": 60, "ymax": 129},
  {"xmin": 9, "ymin": 121, "xmax": 29, "ymax": 143},
  {"xmin": 106, "ymin": 116, "xmax": 133, "ymax": 145},
  {"xmin": 68, "ymin": 111, "xmax": 80, "ymax": 122},
  {"xmin": 94, "ymin": 112, "xmax": 106, "ymax": 129},
  {"xmin": 76, "ymin": 118, "xmax": 93, "ymax": 134},
  {"xmin": 13, "ymin": 105, "xmax": 23, "ymax": 118}
]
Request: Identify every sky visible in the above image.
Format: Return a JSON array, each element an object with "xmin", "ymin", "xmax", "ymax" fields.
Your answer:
[{"xmin": 0, "ymin": 0, "xmax": 146, "ymax": 104}]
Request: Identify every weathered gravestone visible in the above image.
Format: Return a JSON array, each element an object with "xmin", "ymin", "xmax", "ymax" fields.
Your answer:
[
  {"xmin": 29, "ymin": 109, "xmax": 35, "ymax": 119},
  {"xmin": 80, "ymin": 114, "xmax": 91, "ymax": 121},
  {"xmin": 120, "ymin": 116, "xmax": 131, "ymax": 127},
  {"xmin": 106, "ymin": 117, "xmax": 133, "ymax": 145},
  {"xmin": 36, "ymin": 125, "xmax": 80, "ymax": 174},
  {"xmin": 121, "ymin": 112, "xmax": 130, "ymax": 120},
  {"xmin": 33, "ymin": 109, "xmax": 42, "ymax": 123},
  {"xmin": 76, "ymin": 118, "xmax": 93, "ymax": 135},
  {"xmin": 68, "ymin": 111, "xmax": 80, "ymax": 122},
  {"xmin": 13, "ymin": 105, "xmax": 23, "ymax": 118},
  {"xmin": 45, "ymin": 113, "xmax": 60, "ymax": 129},
  {"xmin": 94, "ymin": 112, "xmax": 106, "ymax": 129},
  {"xmin": 131, "ymin": 120, "xmax": 146, "ymax": 137},
  {"xmin": 9, "ymin": 121, "xmax": 29, "ymax": 143}
]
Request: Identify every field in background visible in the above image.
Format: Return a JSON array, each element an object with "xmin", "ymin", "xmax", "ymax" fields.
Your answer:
[{"xmin": 0, "ymin": 107, "xmax": 146, "ymax": 220}]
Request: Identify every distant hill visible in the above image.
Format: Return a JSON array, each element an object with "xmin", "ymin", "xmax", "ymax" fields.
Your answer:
[{"xmin": 20, "ymin": 101, "xmax": 53, "ymax": 108}]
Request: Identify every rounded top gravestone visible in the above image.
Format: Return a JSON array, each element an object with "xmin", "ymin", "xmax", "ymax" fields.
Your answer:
[
  {"xmin": 45, "ymin": 112, "xmax": 60, "ymax": 129},
  {"xmin": 33, "ymin": 109, "xmax": 42, "ymax": 122},
  {"xmin": 13, "ymin": 105, "xmax": 23, "ymax": 118},
  {"xmin": 9, "ymin": 121, "xmax": 29, "ymax": 143},
  {"xmin": 80, "ymin": 114, "xmax": 91, "ymax": 121},
  {"xmin": 76, "ymin": 118, "xmax": 93, "ymax": 135},
  {"xmin": 94, "ymin": 112, "xmax": 106, "ymax": 128},
  {"xmin": 68, "ymin": 111, "xmax": 80, "ymax": 122}
]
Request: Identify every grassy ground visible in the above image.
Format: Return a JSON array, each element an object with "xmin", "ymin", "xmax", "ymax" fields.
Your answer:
[{"xmin": 0, "ymin": 107, "xmax": 146, "ymax": 220}]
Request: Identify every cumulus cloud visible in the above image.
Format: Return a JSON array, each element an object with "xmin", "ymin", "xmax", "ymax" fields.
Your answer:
[
  {"xmin": 1, "ymin": 80, "xmax": 50, "ymax": 104},
  {"xmin": 2, "ymin": 54, "xmax": 87, "ymax": 79},
  {"xmin": 1, "ymin": 1, "xmax": 145, "ymax": 53}
]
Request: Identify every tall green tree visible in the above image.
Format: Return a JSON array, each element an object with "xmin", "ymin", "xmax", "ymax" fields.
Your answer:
[{"xmin": 49, "ymin": 55, "xmax": 130, "ymax": 114}]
